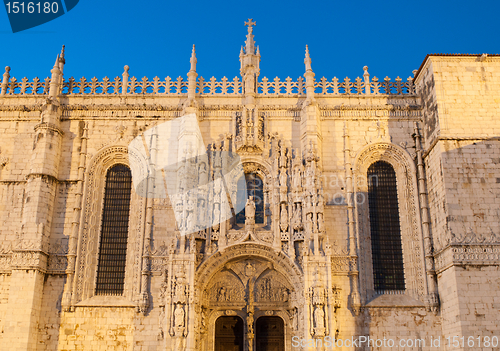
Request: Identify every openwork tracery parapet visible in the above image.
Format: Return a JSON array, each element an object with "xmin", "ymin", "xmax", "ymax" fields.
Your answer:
[{"xmin": 0, "ymin": 72, "xmax": 416, "ymax": 97}]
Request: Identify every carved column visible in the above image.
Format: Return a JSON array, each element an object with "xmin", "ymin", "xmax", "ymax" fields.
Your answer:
[
  {"xmin": 343, "ymin": 123, "xmax": 362, "ymax": 314},
  {"xmin": 414, "ymin": 122, "xmax": 439, "ymax": 312},
  {"xmin": 138, "ymin": 127, "xmax": 157, "ymax": 314},
  {"xmin": 63, "ymin": 121, "xmax": 88, "ymax": 311}
]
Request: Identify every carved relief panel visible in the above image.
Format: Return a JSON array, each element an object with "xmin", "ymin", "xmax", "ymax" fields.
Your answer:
[{"xmin": 205, "ymin": 270, "xmax": 245, "ymax": 304}]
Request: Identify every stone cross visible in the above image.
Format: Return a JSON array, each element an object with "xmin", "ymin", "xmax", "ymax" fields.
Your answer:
[{"xmin": 245, "ymin": 18, "xmax": 256, "ymax": 29}]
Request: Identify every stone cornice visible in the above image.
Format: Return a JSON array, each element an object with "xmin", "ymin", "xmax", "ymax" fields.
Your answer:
[
  {"xmin": 434, "ymin": 244, "xmax": 500, "ymax": 273},
  {"xmin": 10, "ymin": 250, "xmax": 49, "ymax": 272}
]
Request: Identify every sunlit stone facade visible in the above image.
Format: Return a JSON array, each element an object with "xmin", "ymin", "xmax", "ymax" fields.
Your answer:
[{"xmin": 0, "ymin": 21, "xmax": 499, "ymax": 351}]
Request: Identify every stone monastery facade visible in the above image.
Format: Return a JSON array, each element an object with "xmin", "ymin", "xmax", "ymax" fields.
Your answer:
[{"xmin": 0, "ymin": 20, "xmax": 500, "ymax": 351}]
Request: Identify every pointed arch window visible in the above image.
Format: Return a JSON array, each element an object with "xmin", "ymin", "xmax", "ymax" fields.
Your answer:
[
  {"xmin": 235, "ymin": 173, "xmax": 264, "ymax": 224},
  {"xmin": 367, "ymin": 161, "xmax": 405, "ymax": 291},
  {"xmin": 95, "ymin": 164, "xmax": 132, "ymax": 296}
]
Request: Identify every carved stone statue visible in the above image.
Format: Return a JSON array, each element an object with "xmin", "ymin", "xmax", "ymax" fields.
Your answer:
[
  {"xmin": 317, "ymin": 212, "xmax": 324, "ymax": 233},
  {"xmin": 314, "ymin": 305, "xmax": 325, "ymax": 330},
  {"xmin": 292, "ymin": 204, "xmax": 302, "ymax": 231},
  {"xmin": 173, "ymin": 270, "xmax": 187, "ymax": 304},
  {"xmin": 279, "ymin": 146, "xmax": 287, "ymax": 168},
  {"xmin": 305, "ymin": 213, "xmax": 313, "ymax": 235},
  {"xmin": 186, "ymin": 211, "xmax": 194, "ymax": 232},
  {"xmin": 293, "ymin": 165, "xmax": 302, "ymax": 189},
  {"xmin": 213, "ymin": 204, "xmax": 220, "ymax": 226},
  {"xmin": 279, "ymin": 169, "xmax": 287, "ymax": 187},
  {"xmin": 244, "ymin": 262, "xmax": 255, "ymax": 278},
  {"xmin": 245, "ymin": 196, "xmax": 255, "ymax": 222},
  {"xmin": 280, "ymin": 287, "xmax": 289, "ymax": 302},
  {"xmin": 217, "ymin": 286, "xmax": 227, "ymax": 302},
  {"xmin": 174, "ymin": 303, "xmax": 185, "ymax": 328},
  {"xmin": 280, "ymin": 203, "xmax": 288, "ymax": 232}
]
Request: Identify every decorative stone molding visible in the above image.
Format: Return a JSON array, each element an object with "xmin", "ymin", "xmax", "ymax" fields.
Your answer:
[
  {"xmin": 34, "ymin": 121, "xmax": 63, "ymax": 135},
  {"xmin": 0, "ymin": 103, "xmax": 44, "ymax": 112},
  {"xmin": 330, "ymin": 256, "xmax": 351, "ymax": 273},
  {"xmin": 0, "ymin": 254, "xmax": 11, "ymax": 272},
  {"xmin": 11, "ymin": 250, "xmax": 48, "ymax": 270},
  {"xmin": 434, "ymin": 244, "xmax": 500, "ymax": 273},
  {"xmin": 46, "ymin": 239, "xmax": 69, "ymax": 273},
  {"xmin": 47, "ymin": 255, "xmax": 68, "ymax": 273},
  {"xmin": 434, "ymin": 226, "xmax": 500, "ymax": 253}
]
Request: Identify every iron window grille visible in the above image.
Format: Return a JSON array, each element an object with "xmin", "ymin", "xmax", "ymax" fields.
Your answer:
[
  {"xmin": 367, "ymin": 161, "xmax": 405, "ymax": 291},
  {"xmin": 95, "ymin": 164, "xmax": 132, "ymax": 296}
]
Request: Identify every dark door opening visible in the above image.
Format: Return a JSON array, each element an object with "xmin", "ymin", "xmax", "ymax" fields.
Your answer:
[
  {"xmin": 215, "ymin": 316, "xmax": 244, "ymax": 351},
  {"xmin": 255, "ymin": 316, "xmax": 284, "ymax": 351}
]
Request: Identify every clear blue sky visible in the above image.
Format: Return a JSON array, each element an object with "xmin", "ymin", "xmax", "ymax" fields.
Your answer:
[{"xmin": 1, "ymin": 0, "xmax": 499, "ymax": 83}]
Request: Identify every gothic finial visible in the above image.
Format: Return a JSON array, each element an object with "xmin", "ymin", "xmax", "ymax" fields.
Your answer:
[
  {"xmin": 1, "ymin": 66, "xmax": 10, "ymax": 96},
  {"xmin": 53, "ymin": 54, "xmax": 60, "ymax": 70},
  {"xmin": 59, "ymin": 45, "xmax": 65, "ymax": 63},
  {"xmin": 305, "ymin": 45, "xmax": 312, "ymax": 72},
  {"xmin": 256, "ymin": 46, "xmax": 260, "ymax": 57},
  {"xmin": 122, "ymin": 65, "xmax": 130, "ymax": 94},
  {"xmin": 190, "ymin": 44, "xmax": 197, "ymax": 72},
  {"xmin": 49, "ymin": 54, "xmax": 62, "ymax": 98},
  {"xmin": 363, "ymin": 66, "xmax": 370, "ymax": 95},
  {"xmin": 57, "ymin": 46, "xmax": 66, "ymax": 80},
  {"xmin": 244, "ymin": 18, "xmax": 256, "ymax": 55},
  {"xmin": 240, "ymin": 46, "xmax": 244, "ymax": 57}
]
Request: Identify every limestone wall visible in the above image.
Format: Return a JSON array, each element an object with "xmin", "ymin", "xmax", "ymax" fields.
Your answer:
[{"xmin": 0, "ymin": 274, "xmax": 10, "ymax": 342}]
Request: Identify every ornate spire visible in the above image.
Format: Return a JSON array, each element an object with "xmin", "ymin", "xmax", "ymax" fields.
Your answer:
[
  {"xmin": 59, "ymin": 45, "xmax": 65, "ymax": 64},
  {"xmin": 189, "ymin": 44, "xmax": 197, "ymax": 72},
  {"xmin": 244, "ymin": 18, "xmax": 256, "ymax": 55},
  {"xmin": 49, "ymin": 53, "xmax": 62, "ymax": 98},
  {"xmin": 58, "ymin": 45, "xmax": 66, "ymax": 84},
  {"xmin": 304, "ymin": 45, "xmax": 315, "ymax": 103},
  {"xmin": 305, "ymin": 45, "xmax": 312, "ymax": 72},
  {"xmin": 187, "ymin": 44, "xmax": 198, "ymax": 105},
  {"xmin": 240, "ymin": 19, "xmax": 260, "ymax": 98},
  {"xmin": 53, "ymin": 54, "xmax": 60, "ymax": 71}
]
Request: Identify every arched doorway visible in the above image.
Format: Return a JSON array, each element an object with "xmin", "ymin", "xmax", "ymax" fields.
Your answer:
[
  {"xmin": 255, "ymin": 316, "xmax": 284, "ymax": 351},
  {"xmin": 214, "ymin": 316, "xmax": 244, "ymax": 351},
  {"xmin": 196, "ymin": 244, "xmax": 304, "ymax": 351}
]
